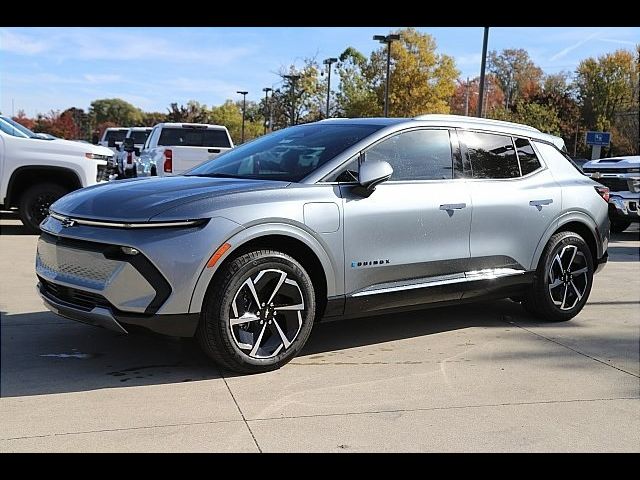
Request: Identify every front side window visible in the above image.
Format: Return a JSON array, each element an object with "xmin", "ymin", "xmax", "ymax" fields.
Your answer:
[
  {"xmin": 515, "ymin": 138, "xmax": 542, "ymax": 175},
  {"xmin": 186, "ymin": 124, "xmax": 382, "ymax": 182},
  {"xmin": 460, "ymin": 131, "xmax": 520, "ymax": 179},
  {"xmin": 363, "ymin": 129, "xmax": 453, "ymax": 181}
]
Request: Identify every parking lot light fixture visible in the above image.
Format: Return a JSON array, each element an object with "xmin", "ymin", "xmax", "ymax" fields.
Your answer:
[
  {"xmin": 237, "ymin": 90, "xmax": 248, "ymax": 143},
  {"xmin": 374, "ymin": 34, "xmax": 401, "ymax": 117},
  {"xmin": 262, "ymin": 87, "xmax": 272, "ymax": 135},
  {"xmin": 323, "ymin": 57, "xmax": 338, "ymax": 118}
]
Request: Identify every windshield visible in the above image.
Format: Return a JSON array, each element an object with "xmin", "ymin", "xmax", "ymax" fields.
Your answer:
[
  {"xmin": 158, "ymin": 128, "xmax": 232, "ymax": 148},
  {"xmin": 0, "ymin": 116, "xmax": 38, "ymax": 138},
  {"xmin": 186, "ymin": 123, "xmax": 382, "ymax": 182},
  {"xmin": 130, "ymin": 130, "xmax": 151, "ymax": 144}
]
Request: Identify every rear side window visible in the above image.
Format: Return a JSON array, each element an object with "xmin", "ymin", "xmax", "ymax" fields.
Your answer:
[
  {"xmin": 515, "ymin": 138, "xmax": 542, "ymax": 175},
  {"xmin": 105, "ymin": 130, "xmax": 127, "ymax": 143},
  {"xmin": 158, "ymin": 128, "xmax": 231, "ymax": 148},
  {"xmin": 365, "ymin": 129, "xmax": 453, "ymax": 181},
  {"xmin": 460, "ymin": 131, "xmax": 520, "ymax": 179}
]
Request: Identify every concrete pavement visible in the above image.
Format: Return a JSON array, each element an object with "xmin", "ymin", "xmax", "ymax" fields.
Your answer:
[{"xmin": 1, "ymin": 211, "xmax": 638, "ymax": 452}]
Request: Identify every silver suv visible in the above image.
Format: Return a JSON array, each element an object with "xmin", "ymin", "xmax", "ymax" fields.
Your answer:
[{"xmin": 36, "ymin": 115, "xmax": 610, "ymax": 373}]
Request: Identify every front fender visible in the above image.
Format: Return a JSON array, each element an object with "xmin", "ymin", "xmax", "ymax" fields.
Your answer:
[{"xmin": 188, "ymin": 222, "xmax": 340, "ymax": 314}]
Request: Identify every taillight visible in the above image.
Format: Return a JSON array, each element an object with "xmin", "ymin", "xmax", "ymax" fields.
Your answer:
[
  {"xmin": 164, "ymin": 149, "xmax": 173, "ymax": 173},
  {"xmin": 127, "ymin": 152, "xmax": 133, "ymax": 165},
  {"xmin": 594, "ymin": 185, "xmax": 609, "ymax": 203}
]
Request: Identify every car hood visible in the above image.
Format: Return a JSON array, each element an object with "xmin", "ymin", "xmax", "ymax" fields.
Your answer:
[
  {"xmin": 51, "ymin": 176, "xmax": 291, "ymax": 222},
  {"xmin": 47, "ymin": 138, "xmax": 114, "ymax": 156},
  {"xmin": 583, "ymin": 156, "xmax": 640, "ymax": 169}
]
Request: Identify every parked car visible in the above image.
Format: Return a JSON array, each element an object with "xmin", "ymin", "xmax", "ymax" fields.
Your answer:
[
  {"xmin": 98, "ymin": 127, "xmax": 129, "ymax": 153},
  {"xmin": 115, "ymin": 127, "xmax": 153, "ymax": 179},
  {"xmin": 582, "ymin": 155, "xmax": 640, "ymax": 233},
  {"xmin": 137, "ymin": 123, "xmax": 233, "ymax": 177},
  {"xmin": 0, "ymin": 115, "xmax": 114, "ymax": 232},
  {"xmin": 37, "ymin": 115, "xmax": 609, "ymax": 373}
]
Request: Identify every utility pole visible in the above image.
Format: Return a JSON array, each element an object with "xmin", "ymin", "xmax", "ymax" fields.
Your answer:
[
  {"xmin": 477, "ymin": 27, "xmax": 490, "ymax": 118},
  {"xmin": 283, "ymin": 74, "xmax": 300, "ymax": 127},
  {"xmin": 262, "ymin": 87, "xmax": 272, "ymax": 135},
  {"xmin": 637, "ymin": 48, "xmax": 639, "ymax": 154},
  {"xmin": 236, "ymin": 91, "xmax": 248, "ymax": 143},
  {"xmin": 373, "ymin": 34, "xmax": 401, "ymax": 117},
  {"xmin": 323, "ymin": 57, "xmax": 338, "ymax": 119},
  {"xmin": 574, "ymin": 122, "xmax": 579, "ymax": 157},
  {"xmin": 464, "ymin": 77, "xmax": 470, "ymax": 116}
]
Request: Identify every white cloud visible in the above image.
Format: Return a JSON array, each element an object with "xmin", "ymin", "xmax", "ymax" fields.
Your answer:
[
  {"xmin": 599, "ymin": 38, "xmax": 637, "ymax": 46},
  {"xmin": 549, "ymin": 30, "xmax": 603, "ymax": 62},
  {"xmin": 83, "ymin": 74, "xmax": 122, "ymax": 83},
  {"xmin": 0, "ymin": 29, "xmax": 49, "ymax": 55}
]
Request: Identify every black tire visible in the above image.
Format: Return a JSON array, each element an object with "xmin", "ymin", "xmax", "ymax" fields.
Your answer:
[
  {"xmin": 522, "ymin": 232, "xmax": 594, "ymax": 322},
  {"xmin": 196, "ymin": 249, "xmax": 316, "ymax": 373},
  {"xmin": 610, "ymin": 219, "xmax": 631, "ymax": 234},
  {"xmin": 18, "ymin": 183, "xmax": 68, "ymax": 233}
]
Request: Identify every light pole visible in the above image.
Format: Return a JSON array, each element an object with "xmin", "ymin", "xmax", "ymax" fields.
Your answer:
[
  {"xmin": 477, "ymin": 27, "xmax": 490, "ymax": 118},
  {"xmin": 373, "ymin": 34, "xmax": 401, "ymax": 117},
  {"xmin": 236, "ymin": 90, "xmax": 248, "ymax": 143},
  {"xmin": 283, "ymin": 74, "xmax": 300, "ymax": 126},
  {"xmin": 262, "ymin": 87, "xmax": 272, "ymax": 135},
  {"xmin": 464, "ymin": 77, "xmax": 470, "ymax": 116},
  {"xmin": 323, "ymin": 57, "xmax": 338, "ymax": 118}
]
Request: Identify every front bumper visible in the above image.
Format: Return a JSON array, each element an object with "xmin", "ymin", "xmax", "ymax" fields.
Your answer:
[{"xmin": 609, "ymin": 194, "xmax": 640, "ymax": 221}]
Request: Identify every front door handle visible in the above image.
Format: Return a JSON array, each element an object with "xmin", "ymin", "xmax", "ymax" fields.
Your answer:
[{"xmin": 439, "ymin": 203, "xmax": 467, "ymax": 211}]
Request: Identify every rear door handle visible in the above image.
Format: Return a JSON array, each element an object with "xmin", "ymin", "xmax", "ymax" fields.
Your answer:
[
  {"xmin": 529, "ymin": 199, "xmax": 553, "ymax": 209},
  {"xmin": 439, "ymin": 203, "xmax": 467, "ymax": 211},
  {"xmin": 208, "ymin": 148, "xmax": 221, "ymax": 154}
]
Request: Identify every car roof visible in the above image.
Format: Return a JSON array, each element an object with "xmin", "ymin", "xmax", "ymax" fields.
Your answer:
[
  {"xmin": 155, "ymin": 122, "xmax": 227, "ymax": 130},
  {"xmin": 127, "ymin": 127, "xmax": 152, "ymax": 131},
  {"xmin": 105, "ymin": 127, "xmax": 129, "ymax": 131},
  {"xmin": 318, "ymin": 114, "xmax": 563, "ymax": 145}
]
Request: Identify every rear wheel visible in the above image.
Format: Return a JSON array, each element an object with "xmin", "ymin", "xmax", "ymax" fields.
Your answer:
[
  {"xmin": 196, "ymin": 249, "xmax": 316, "ymax": 373},
  {"xmin": 610, "ymin": 219, "xmax": 631, "ymax": 234},
  {"xmin": 18, "ymin": 183, "xmax": 68, "ymax": 233},
  {"xmin": 522, "ymin": 232, "xmax": 594, "ymax": 322}
]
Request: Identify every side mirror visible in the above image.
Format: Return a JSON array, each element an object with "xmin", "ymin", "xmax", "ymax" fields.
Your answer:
[
  {"xmin": 356, "ymin": 160, "xmax": 393, "ymax": 196},
  {"xmin": 123, "ymin": 137, "xmax": 135, "ymax": 152},
  {"xmin": 107, "ymin": 138, "xmax": 117, "ymax": 148}
]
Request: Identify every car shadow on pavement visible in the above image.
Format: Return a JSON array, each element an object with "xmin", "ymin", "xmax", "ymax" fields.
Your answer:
[
  {"xmin": 0, "ymin": 211, "xmax": 33, "ymax": 236},
  {"xmin": 607, "ymin": 245, "xmax": 640, "ymax": 262}
]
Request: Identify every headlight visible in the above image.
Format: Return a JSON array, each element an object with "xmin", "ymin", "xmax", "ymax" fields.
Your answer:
[{"xmin": 85, "ymin": 153, "xmax": 113, "ymax": 161}]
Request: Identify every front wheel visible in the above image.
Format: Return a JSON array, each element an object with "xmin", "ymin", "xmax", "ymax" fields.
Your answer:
[
  {"xmin": 610, "ymin": 219, "xmax": 631, "ymax": 234},
  {"xmin": 18, "ymin": 183, "xmax": 68, "ymax": 233},
  {"xmin": 196, "ymin": 249, "xmax": 316, "ymax": 373},
  {"xmin": 522, "ymin": 232, "xmax": 594, "ymax": 322}
]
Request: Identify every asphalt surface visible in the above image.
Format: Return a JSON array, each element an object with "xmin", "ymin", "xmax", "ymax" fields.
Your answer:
[{"xmin": 1, "ymin": 210, "xmax": 638, "ymax": 452}]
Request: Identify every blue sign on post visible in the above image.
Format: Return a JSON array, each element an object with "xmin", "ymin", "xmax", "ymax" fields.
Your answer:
[{"xmin": 586, "ymin": 131, "xmax": 611, "ymax": 146}]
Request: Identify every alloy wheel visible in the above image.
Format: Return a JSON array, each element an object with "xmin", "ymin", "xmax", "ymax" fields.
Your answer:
[
  {"xmin": 229, "ymin": 269, "xmax": 305, "ymax": 359},
  {"xmin": 548, "ymin": 245, "xmax": 590, "ymax": 311}
]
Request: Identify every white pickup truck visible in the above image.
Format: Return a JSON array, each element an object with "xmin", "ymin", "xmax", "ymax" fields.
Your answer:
[
  {"xmin": 115, "ymin": 127, "xmax": 152, "ymax": 179},
  {"xmin": 99, "ymin": 127, "xmax": 129, "ymax": 153},
  {"xmin": 0, "ymin": 115, "xmax": 114, "ymax": 232},
  {"xmin": 136, "ymin": 123, "xmax": 233, "ymax": 177}
]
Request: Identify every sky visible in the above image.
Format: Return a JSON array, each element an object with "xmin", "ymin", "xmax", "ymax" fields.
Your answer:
[{"xmin": 1, "ymin": 27, "xmax": 638, "ymax": 117}]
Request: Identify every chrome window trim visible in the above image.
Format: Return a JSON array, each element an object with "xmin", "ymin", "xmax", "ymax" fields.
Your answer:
[{"xmin": 49, "ymin": 212, "xmax": 203, "ymax": 229}]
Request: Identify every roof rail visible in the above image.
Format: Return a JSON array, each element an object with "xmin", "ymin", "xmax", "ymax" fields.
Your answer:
[{"xmin": 413, "ymin": 114, "xmax": 540, "ymax": 132}]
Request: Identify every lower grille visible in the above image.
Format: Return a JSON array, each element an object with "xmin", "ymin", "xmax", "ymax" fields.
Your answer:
[
  {"xmin": 596, "ymin": 178, "xmax": 630, "ymax": 192},
  {"xmin": 40, "ymin": 277, "xmax": 111, "ymax": 311}
]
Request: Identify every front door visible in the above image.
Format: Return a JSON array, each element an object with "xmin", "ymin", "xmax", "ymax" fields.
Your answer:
[{"xmin": 340, "ymin": 128, "xmax": 472, "ymax": 314}]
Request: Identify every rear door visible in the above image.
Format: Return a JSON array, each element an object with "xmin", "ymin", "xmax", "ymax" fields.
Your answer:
[
  {"xmin": 459, "ymin": 130, "xmax": 561, "ymax": 272},
  {"xmin": 159, "ymin": 127, "xmax": 233, "ymax": 174}
]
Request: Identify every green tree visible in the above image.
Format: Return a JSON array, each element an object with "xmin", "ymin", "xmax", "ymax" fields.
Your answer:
[
  {"xmin": 166, "ymin": 100, "xmax": 210, "ymax": 123},
  {"xmin": 143, "ymin": 111, "xmax": 167, "ymax": 126},
  {"xmin": 89, "ymin": 98, "xmax": 144, "ymax": 127},
  {"xmin": 489, "ymin": 101, "xmax": 561, "ymax": 135},
  {"xmin": 576, "ymin": 48, "xmax": 638, "ymax": 154},
  {"xmin": 488, "ymin": 49, "xmax": 543, "ymax": 109},
  {"xmin": 336, "ymin": 47, "xmax": 379, "ymax": 117},
  {"xmin": 209, "ymin": 100, "xmax": 263, "ymax": 144}
]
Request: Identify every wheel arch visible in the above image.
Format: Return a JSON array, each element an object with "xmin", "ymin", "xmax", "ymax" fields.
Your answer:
[
  {"xmin": 189, "ymin": 223, "xmax": 340, "ymax": 315},
  {"xmin": 531, "ymin": 212, "xmax": 600, "ymax": 271},
  {"xmin": 5, "ymin": 166, "xmax": 82, "ymax": 207}
]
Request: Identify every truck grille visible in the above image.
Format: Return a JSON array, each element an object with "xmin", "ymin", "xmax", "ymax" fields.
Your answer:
[
  {"xmin": 595, "ymin": 178, "xmax": 630, "ymax": 192},
  {"xmin": 40, "ymin": 277, "xmax": 111, "ymax": 311}
]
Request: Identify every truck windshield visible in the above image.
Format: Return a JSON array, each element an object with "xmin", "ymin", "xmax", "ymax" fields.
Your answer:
[
  {"xmin": 158, "ymin": 128, "xmax": 232, "ymax": 148},
  {"xmin": 105, "ymin": 130, "xmax": 128, "ymax": 143},
  {"xmin": 0, "ymin": 116, "xmax": 38, "ymax": 138},
  {"xmin": 185, "ymin": 123, "xmax": 382, "ymax": 182}
]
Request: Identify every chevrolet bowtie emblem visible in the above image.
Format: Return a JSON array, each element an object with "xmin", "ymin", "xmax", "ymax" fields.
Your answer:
[{"xmin": 60, "ymin": 217, "xmax": 76, "ymax": 228}]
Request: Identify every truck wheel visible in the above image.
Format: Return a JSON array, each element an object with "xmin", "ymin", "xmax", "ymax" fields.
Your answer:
[
  {"xmin": 18, "ymin": 183, "xmax": 68, "ymax": 233},
  {"xmin": 610, "ymin": 219, "xmax": 631, "ymax": 234},
  {"xmin": 196, "ymin": 249, "xmax": 316, "ymax": 373},
  {"xmin": 522, "ymin": 232, "xmax": 594, "ymax": 322}
]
